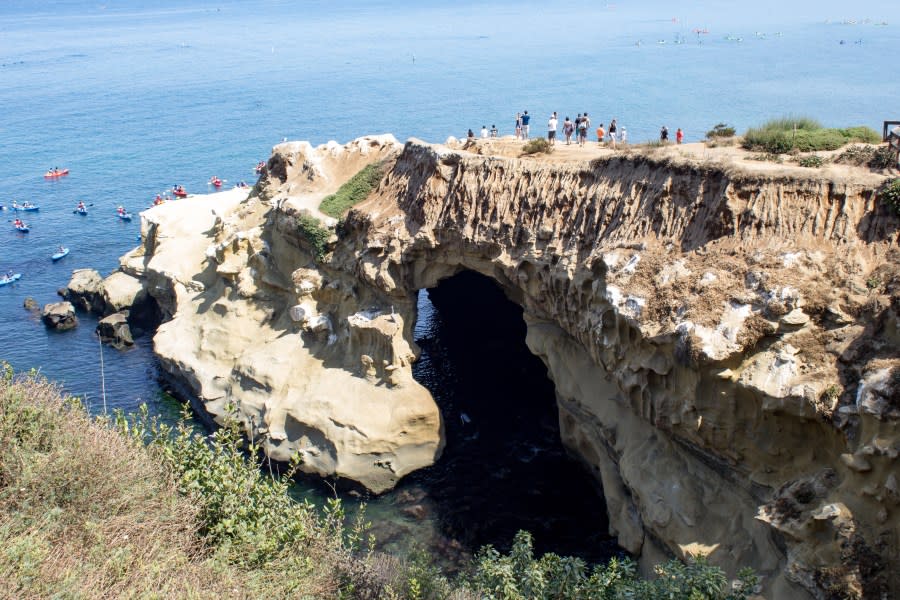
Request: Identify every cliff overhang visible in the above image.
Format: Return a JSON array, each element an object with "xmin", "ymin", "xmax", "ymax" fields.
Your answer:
[{"xmin": 112, "ymin": 135, "xmax": 898, "ymax": 599}]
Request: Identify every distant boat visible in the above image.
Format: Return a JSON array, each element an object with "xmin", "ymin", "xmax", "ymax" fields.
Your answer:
[
  {"xmin": 13, "ymin": 221, "xmax": 29, "ymax": 232},
  {"xmin": 117, "ymin": 211, "xmax": 133, "ymax": 221},
  {"xmin": 74, "ymin": 205, "xmax": 88, "ymax": 215},
  {"xmin": 173, "ymin": 187, "xmax": 187, "ymax": 198},
  {"xmin": 51, "ymin": 247, "xmax": 70, "ymax": 261},
  {"xmin": 12, "ymin": 202, "xmax": 39, "ymax": 211},
  {"xmin": 209, "ymin": 176, "xmax": 222, "ymax": 188},
  {"xmin": 43, "ymin": 168, "xmax": 69, "ymax": 179},
  {"xmin": 0, "ymin": 273, "xmax": 22, "ymax": 286}
]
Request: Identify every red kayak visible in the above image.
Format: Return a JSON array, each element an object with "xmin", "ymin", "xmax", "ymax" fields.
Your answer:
[
  {"xmin": 173, "ymin": 189, "xmax": 187, "ymax": 198},
  {"xmin": 44, "ymin": 168, "xmax": 70, "ymax": 179},
  {"xmin": 210, "ymin": 178, "xmax": 222, "ymax": 188}
]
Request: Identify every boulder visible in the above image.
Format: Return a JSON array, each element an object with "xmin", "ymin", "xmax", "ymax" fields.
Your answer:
[
  {"xmin": 41, "ymin": 301, "xmax": 78, "ymax": 331},
  {"xmin": 97, "ymin": 311, "xmax": 134, "ymax": 349},
  {"xmin": 23, "ymin": 297, "xmax": 38, "ymax": 311},
  {"xmin": 101, "ymin": 271, "xmax": 146, "ymax": 313},
  {"xmin": 61, "ymin": 268, "xmax": 104, "ymax": 313}
]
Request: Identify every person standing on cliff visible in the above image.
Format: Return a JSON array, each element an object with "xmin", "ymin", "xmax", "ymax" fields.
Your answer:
[
  {"xmin": 563, "ymin": 116, "xmax": 574, "ymax": 145},
  {"xmin": 481, "ymin": 125, "xmax": 489, "ymax": 139},
  {"xmin": 676, "ymin": 127, "xmax": 684, "ymax": 144},
  {"xmin": 578, "ymin": 112, "xmax": 590, "ymax": 147},
  {"xmin": 547, "ymin": 112, "xmax": 558, "ymax": 145},
  {"xmin": 515, "ymin": 113, "xmax": 522, "ymax": 140},
  {"xmin": 660, "ymin": 125, "xmax": 669, "ymax": 142},
  {"xmin": 608, "ymin": 119, "xmax": 618, "ymax": 149},
  {"xmin": 596, "ymin": 123, "xmax": 605, "ymax": 145},
  {"xmin": 521, "ymin": 110, "xmax": 531, "ymax": 139},
  {"xmin": 490, "ymin": 124, "xmax": 498, "ymax": 138}
]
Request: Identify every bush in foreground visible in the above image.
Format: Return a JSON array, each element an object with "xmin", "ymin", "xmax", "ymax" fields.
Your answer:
[
  {"xmin": 0, "ymin": 366, "xmax": 759, "ymax": 599},
  {"xmin": 742, "ymin": 117, "xmax": 880, "ymax": 153}
]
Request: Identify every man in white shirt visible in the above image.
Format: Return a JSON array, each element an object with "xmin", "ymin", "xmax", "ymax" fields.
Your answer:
[
  {"xmin": 547, "ymin": 112, "xmax": 558, "ymax": 146},
  {"xmin": 481, "ymin": 125, "xmax": 489, "ymax": 139}
]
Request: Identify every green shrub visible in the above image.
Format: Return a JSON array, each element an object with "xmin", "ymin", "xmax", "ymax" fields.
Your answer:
[
  {"xmin": 870, "ymin": 146, "xmax": 898, "ymax": 169},
  {"xmin": 743, "ymin": 117, "xmax": 880, "ymax": 153},
  {"xmin": 835, "ymin": 145, "xmax": 875, "ymax": 166},
  {"xmin": 521, "ymin": 138, "xmax": 553, "ymax": 155},
  {"xmin": 879, "ymin": 179, "xmax": 900, "ymax": 215},
  {"xmin": 706, "ymin": 123, "xmax": 736, "ymax": 139},
  {"xmin": 798, "ymin": 155, "xmax": 825, "ymax": 168},
  {"xmin": 469, "ymin": 530, "xmax": 759, "ymax": 600},
  {"xmin": 841, "ymin": 126, "xmax": 881, "ymax": 144},
  {"xmin": 297, "ymin": 213, "xmax": 332, "ymax": 261},
  {"xmin": 320, "ymin": 162, "xmax": 387, "ymax": 218}
]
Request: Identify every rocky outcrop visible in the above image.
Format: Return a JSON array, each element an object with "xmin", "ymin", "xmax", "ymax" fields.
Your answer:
[
  {"xmin": 61, "ymin": 268, "xmax": 104, "ymax": 312},
  {"xmin": 118, "ymin": 136, "xmax": 441, "ymax": 494},
  {"xmin": 97, "ymin": 311, "xmax": 134, "ymax": 349},
  {"xmin": 41, "ymin": 301, "xmax": 78, "ymax": 331},
  {"xmin": 61, "ymin": 268, "xmax": 159, "ymax": 344},
  {"xmin": 121, "ymin": 136, "xmax": 899, "ymax": 599}
]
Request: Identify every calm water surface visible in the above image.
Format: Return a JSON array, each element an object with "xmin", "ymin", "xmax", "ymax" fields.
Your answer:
[{"xmin": 1, "ymin": 0, "xmax": 897, "ymax": 562}]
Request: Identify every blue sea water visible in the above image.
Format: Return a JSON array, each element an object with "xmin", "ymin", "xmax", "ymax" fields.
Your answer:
[
  {"xmin": 0, "ymin": 0, "xmax": 898, "ymax": 561},
  {"xmin": 2, "ymin": 0, "xmax": 897, "ymax": 404}
]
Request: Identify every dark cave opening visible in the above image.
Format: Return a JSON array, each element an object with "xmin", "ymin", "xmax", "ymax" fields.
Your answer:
[{"xmin": 407, "ymin": 269, "xmax": 617, "ymax": 563}]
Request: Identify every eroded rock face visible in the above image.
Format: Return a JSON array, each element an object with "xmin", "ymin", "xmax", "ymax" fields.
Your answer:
[
  {"xmin": 41, "ymin": 301, "xmax": 78, "ymax": 331},
  {"xmin": 332, "ymin": 140, "xmax": 899, "ymax": 598},
  {"xmin": 123, "ymin": 136, "xmax": 442, "ymax": 494},
  {"xmin": 123, "ymin": 136, "xmax": 899, "ymax": 598}
]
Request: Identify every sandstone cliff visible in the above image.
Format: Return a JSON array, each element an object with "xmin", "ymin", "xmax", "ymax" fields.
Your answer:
[{"xmin": 120, "ymin": 135, "xmax": 898, "ymax": 599}]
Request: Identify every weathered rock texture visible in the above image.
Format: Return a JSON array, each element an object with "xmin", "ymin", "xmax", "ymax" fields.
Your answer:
[
  {"xmin": 118, "ymin": 136, "xmax": 442, "ymax": 494},
  {"xmin": 41, "ymin": 301, "xmax": 78, "ymax": 331},
  {"xmin": 121, "ymin": 136, "xmax": 899, "ymax": 599}
]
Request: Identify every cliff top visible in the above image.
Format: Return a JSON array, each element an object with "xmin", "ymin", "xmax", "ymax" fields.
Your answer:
[{"xmin": 440, "ymin": 135, "xmax": 893, "ymax": 186}]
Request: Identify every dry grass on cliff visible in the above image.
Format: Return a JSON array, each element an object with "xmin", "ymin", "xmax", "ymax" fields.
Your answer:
[
  {"xmin": 0, "ymin": 367, "xmax": 241, "ymax": 598},
  {"xmin": 0, "ymin": 366, "xmax": 350, "ymax": 599}
]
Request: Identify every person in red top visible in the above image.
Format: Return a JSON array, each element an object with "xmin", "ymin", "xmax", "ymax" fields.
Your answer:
[{"xmin": 676, "ymin": 128, "xmax": 684, "ymax": 144}]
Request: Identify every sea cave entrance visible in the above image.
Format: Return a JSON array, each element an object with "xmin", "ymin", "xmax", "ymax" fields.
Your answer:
[{"xmin": 405, "ymin": 269, "xmax": 616, "ymax": 563}]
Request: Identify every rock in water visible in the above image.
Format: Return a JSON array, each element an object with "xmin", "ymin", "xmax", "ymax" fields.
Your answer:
[
  {"xmin": 97, "ymin": 311, "xmax": 134, "ymax": 349},
  {"xmin": 23, "ymin": 297, "xmax": 38, "ymax": 311},
  {"xmin": 41, "ymin": 301, "xmax": 78, "ymax": 331},
  {"xmin": 61, "ymin": 268, "xmax": 104, "ymax": 313}
]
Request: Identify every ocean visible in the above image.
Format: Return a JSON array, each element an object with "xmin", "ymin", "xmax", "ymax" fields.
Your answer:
[{"xmin": 1, "ymin": 0, "xmax": 897, "ymax": 561}]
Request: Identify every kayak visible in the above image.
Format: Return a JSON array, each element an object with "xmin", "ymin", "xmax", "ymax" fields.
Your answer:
[
  {"xmin": 13, "ymin": 205, "xmax": 39, "ymax": 212},
  {"xmin": 173, "ymin": 189, "xmax": 187, "ymax": 198},
  {"xmin": 117, "ymin": 212, "xmax": 132, "ymax": 221},
  {"xmin": 43, "ymin": 169, "xmax": 69, "ymax": 179},
  {"xmin": 74, "ymin": 207, "xmax": 88, "ymax": 215},
  {"xmin": 51, "ymin": 247, "xmax": 70, "ymax": 261},
  {"xmin": 0, "ymin": 273, "xmax": 22, "ymax": 286},
  {"xmin": 209, "ymin": 178, "xmax": 222, "ymax": 187},
  {"xmin": 14, "ymin": 224, "xmax": 29, "ymax": 232}
]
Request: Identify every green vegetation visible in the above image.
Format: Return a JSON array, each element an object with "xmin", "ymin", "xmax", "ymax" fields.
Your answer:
[
  {"xmin": 297, "ymin": 213, "xmax": 332, "ymax": 262},
  {"xmin": 521, "ymin": 138, "xmax": 553, "ymax": 155},
  {"xmin": 471, "ymin": 530, "xmax": 759, "ymax": 600},
  {"xmin": 0, "ymin": 365, "xmax": 760, "ymax": 599},
  {"xmin": 879, "ymin": 178, "xmax": 900, "ymax": 216},
  {"xmin": 705, "ymin": 123, "xmax": 736, "ymax": 139},
  {"xmin": 798, "ymin": 154, "xmax": 825, "ymax": 168},
  {"xmin": 742, "ymin": 117, "xmax": 880, "ymax": 154},
  {"xmin": 319, "ymin": 163, "xmax": 387, "ymax": 218}
]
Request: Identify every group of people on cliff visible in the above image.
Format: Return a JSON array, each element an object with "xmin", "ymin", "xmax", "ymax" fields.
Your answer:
[{"xmin": 467, "ymin": 110, "xmax": 685, "ymax": 148}]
